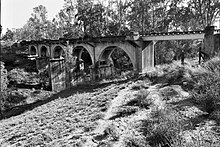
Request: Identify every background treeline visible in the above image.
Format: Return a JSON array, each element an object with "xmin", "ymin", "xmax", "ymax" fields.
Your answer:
[
  {"xmin": 2, "ymin": 0, "xmax": 220, "ymax": 41},
  {"xmin": 1, "ymin": 0, "xmax": 220, "ymax": 63}
]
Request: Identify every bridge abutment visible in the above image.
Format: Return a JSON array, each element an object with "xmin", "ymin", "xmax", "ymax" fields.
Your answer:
[{"xmin": 215, "ymin": 34, "xmax": 220, "ymax": 56}]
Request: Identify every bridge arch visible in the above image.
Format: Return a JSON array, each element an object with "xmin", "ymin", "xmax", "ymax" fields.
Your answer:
[
  {"xmin": 29, "ymin": 45, "xmax": 37, "ymax": 56},
  {"xmin": 52, "ymin": 45, "xmax": 65, "ymax": 59},
  {"xmin": 72, "ymin": 44, "xmax": 94, "ymax": 64},
  {"xmin": 39, "ymin": 45, "xmax": 50, "ymax": 57},
  {"xmin": 96, "ymin": 42, "xmax": 137, "ymax": 71}
]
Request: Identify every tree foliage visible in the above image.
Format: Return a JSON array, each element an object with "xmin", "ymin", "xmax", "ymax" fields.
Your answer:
[
  {"xmin": 2, "ymin": 29, "xmax": 14, "ymax": 41},
  {"xmin": 4, "ymin": 0, "xmax": 220, "ymax": 40},
  {"xmin": 1, "ymin": 0, "xmax": 219, "ymax": 63}
]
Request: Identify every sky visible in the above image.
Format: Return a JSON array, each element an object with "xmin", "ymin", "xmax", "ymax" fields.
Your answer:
[{"xmin": 1, "ymin": 0, "xmax": 64, "ymax": 34}]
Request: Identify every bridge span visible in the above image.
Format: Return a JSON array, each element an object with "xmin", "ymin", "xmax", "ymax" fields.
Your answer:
[
  {"xmin": 143, "ymin": 31, "xmax": 205, "ymax": 41},
  {"xmin": 24, "ymin": 26, "xmax": 219, "ymax": 91}
]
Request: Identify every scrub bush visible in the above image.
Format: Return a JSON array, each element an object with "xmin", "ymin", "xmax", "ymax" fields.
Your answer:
[
  {"xmin": 0, "ymin": 62, "xmax": 8, "ymax": 116},
  {"xmin": 192, "ymin": 57, "xmax": 220, "ymax": 114}
]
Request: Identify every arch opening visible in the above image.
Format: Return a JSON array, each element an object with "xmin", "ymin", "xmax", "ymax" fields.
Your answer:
[
  {"xmin": 99, "ymin": 46, "xmax": 134, "ymax": 73},
  {"xmin": 54, "ymin": 46, "xmax": 65, "ymax": 59},
  {"xmin": 72, "ymin": 46, "xmax": 93, "ymax": 74},
  {"xmin": 30, "ymin": 46, "xmax": 37, "ymax": 55},
  {"xmin": 81, "ymin": 49, "xmax": 93, "ymax": 68},
  {"xmin": 40, "ymin": 46, "xmax": 49, "ymax": 57},
  {"xmin": 154, "ymin": 40, "xmax": 202, "ymax": 65}
]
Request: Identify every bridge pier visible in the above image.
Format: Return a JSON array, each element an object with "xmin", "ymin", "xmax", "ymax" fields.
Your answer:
[
  {"xmin": 141, "ymin": 41, "xmax": 156, "ymax": 73},
  {"xmin": 49, "ymin": 58, "xmax": 66, "ymax": 92},
  {"xmin": 216, "ymin": 34, "xmax": 220, "ymax": 56},
  {"xmin": 204, "ymin": 26, "xmax": 215, "ymax": 57}
]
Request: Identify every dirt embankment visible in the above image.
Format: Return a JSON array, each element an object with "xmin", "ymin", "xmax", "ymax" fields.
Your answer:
[
  {"xmin": 0, "ymin": 80, "xmax": 130, "ymax": 146},
  {"xmin": 1, "ymin": 59, "xmax": 220, "ymax": 147}
]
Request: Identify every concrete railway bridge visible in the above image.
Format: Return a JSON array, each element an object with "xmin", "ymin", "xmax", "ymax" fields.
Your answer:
[{"xmin": 25, "ymin": 26, "xmax": 220, "ymax": 91}]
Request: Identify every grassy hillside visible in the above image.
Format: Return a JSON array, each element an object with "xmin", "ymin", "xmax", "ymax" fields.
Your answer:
[{"xmin": 0, "ymin": 58, "xmax": 220, "ymax": 147}]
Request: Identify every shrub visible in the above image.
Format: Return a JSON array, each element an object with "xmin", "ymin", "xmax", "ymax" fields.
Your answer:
[
  {"xmin": 131, "ymin": 83, "xmax": 143, "ymax": 90},
  {"xmin": 8, "ymin": 68, "xmax": 28, "ymax": 84},
  {"xmin": 192, "ymin": 72, "xmax": 220, "ymax": 113},
  {"xmin": 202, "ymin": 57, "xmax": 220, "ymax": 74},
  {"xmin": 108, "ymin": 106, "xmax": 139, "ymax": 120},
  {"xmin": 5, "ymin": 91, "xmax": 28, "ymax": 109},
  {"xmin": 140, "ymin": 106, "xmax": 220, "ymax": 147},
  {"xmin": 192, "ymin": 57, "xmax": 220, "ymax": 114},
  {"xmin": 104, "ymin": 123, "xmax": 120, "ymax": 141},
  {"xmin": 147, "ymin": 62, "xmax": 187, "ymax": 86},
  {"xmin": 142, "ymin": 108, "xmax": 184, "ymax": 147},
  {"xmin": 0, "ymin": 62, "xmax": 8, "ymax": 115},
  {"xmin": 125, "ymin": 89, "xmax": 151, "ymax": 109},
  {"xmin": 8, "ymin": 68, "xmax": 40, "ymax": 84},
  {"xmin": 0, "ymin": 62, "xmax": 8, "ymax": 91},
  {"xmin": 120, "ymin": 127, "xmax": 148, "ymax": 147}
]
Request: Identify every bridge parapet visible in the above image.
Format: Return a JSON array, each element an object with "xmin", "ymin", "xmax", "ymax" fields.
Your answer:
[
  {"xmin": 142, "ymin": 30, "xmax": 205, "ymax": 41},
  {"xmin": 144, "ymin": 30, "xmax": 204, "ymax": 37}
]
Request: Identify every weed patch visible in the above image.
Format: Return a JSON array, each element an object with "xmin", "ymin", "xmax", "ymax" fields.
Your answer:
[
  {"xmin": 142, "ymin": 108, "xmax": 184, "ymax": 147},
  {"xmin": 191, "ymin": 58, "xmax": 220, "ymax": 114},
  {"xmin": 130, "ymin": 82, "xmax": 150, "ymax": 90},
  {"xmin": 108, "ymin": 106, "xmax": 139, "ymax": 120},
  {"xmin": 125, "ymin": 89, "xmax": 151, "ymax": 109}
]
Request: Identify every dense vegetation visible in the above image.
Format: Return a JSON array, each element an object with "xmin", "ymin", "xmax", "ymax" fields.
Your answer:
[
  {"xmin": 2, "ymin": 0, "xmax": 220, "ymax": 40},
  {"xmin": 0, "ymin": 62, "xmax": 8, "ymax": 116},
  {"xmin": 1, "ymin": 0, "xmax": 220, "ymax": 64}
]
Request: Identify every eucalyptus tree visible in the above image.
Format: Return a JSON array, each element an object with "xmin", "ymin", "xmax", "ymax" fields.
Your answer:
[
  {"xmin": 27, "ymin": 5, "xmax": 50, "ymax": 40},
  {"xmin": 2, "ymin": 29, "xmax": 14, "ymax": 41},
  {"xmin": 188, "ymin": 0, "xmax": 220, "ymax": 29}
]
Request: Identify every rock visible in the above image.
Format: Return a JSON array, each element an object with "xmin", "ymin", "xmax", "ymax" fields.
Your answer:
[
  {"xmin": 146, "ymin": 91, "xmax": 165, "ymax": 110},
  {"xmin": 160, "ymin": 86, "xmax": 179, "ymax": 100},
  {"xmin": 93, "ymin": 133, "xmax": 108, "ymax": 141},
  {"xmin": 180, "ymin": 106, "xmax": 207, "ymax": 118},
  {"xmin": 159, "ymin": 85, "xmax": 190, "ymax": 103}
]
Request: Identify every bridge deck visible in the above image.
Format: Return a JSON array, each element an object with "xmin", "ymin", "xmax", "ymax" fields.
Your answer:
[
  {"xmin": 142, "ymin": 29, "xmax": 220, "ymax": 41},
  {"xmin": 142, "ymin": 31, "xmax": 205, "ymax": 41},
  {"xmin": 21, "ymin": 29, "xmax": 220, "ymax": 45}
]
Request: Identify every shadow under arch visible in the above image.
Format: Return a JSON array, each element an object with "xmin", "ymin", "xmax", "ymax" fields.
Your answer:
[
  {"xmin": 72, "ymin": 46, "xmax": 94, "ymax": 66},
  {"xmin": 53, "ymin": 46, "xmax": 65, "ymax": 59},
  {"xmin": 72, "ymin": 44, "xmax": 94, "ymax": 65},
  {"xmin": 98, "ymin": 46, "xmax": 134, "ymax": 71},
  {"xmin": 65, "ymin": 45, "xmax": 94, "ymax": 84},
  {"xmin": 40, "ymin": 46, "xmax": 49, "ymax": 57},
  {"xmin": 30, "ymin": 46, "xmax": 37, "ymax": 55}
]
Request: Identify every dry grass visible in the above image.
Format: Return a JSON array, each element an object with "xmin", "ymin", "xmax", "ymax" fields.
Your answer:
[
  {"xmin": 124, "ymin": 57, "xmax": 220, "ymax": 147},
  {"xmin": 191, "ymin": 58, "xmax": 220, "ymax": 113},
  {"xmin": 128, "ymin": 89, "xmax": 151, "ymax": 109},
  {"xmin": 0, "ymin": 82, "xmax": 123, "ymax": 146},
  {"xmin": 1, "ymin": 57, "xmax": 220, "ymax": 147}
]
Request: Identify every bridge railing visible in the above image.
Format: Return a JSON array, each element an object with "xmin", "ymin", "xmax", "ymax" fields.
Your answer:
[{"xmin": 143, "ymin": 30, "xmax": 204, "ymax": 37}]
